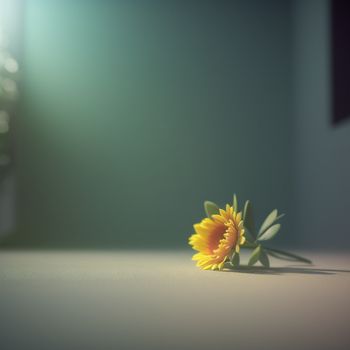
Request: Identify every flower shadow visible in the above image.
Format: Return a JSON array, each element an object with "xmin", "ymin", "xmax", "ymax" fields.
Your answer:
[{"xmin": 222, "ymin": 265, "xmax": 350, "ymax": 275}]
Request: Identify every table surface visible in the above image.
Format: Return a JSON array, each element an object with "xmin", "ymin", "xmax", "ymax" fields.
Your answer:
[{"xmin": 0, "ymin": 250, "xmax": 350, "ymax": 350}]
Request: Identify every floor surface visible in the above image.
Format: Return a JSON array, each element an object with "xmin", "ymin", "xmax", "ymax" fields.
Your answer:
[{"xmin": 0, "ymin": 250, "xmax": 349, "ymax": 350}]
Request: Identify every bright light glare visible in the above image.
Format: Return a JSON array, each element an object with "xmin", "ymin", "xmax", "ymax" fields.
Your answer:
[{"xmin": 4, "ymin": 57, "xmax": 18, "ymax": 73}]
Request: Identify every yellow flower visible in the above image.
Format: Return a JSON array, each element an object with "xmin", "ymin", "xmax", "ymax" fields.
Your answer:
[{"xmin": 189, "ymin": 204, "xmax": 246, "ymax": 270}]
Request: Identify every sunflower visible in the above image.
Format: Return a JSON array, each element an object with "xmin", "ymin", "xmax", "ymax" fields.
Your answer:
[{"xmin": 189, "ymin": 204, "xmax": 245, "ymax": 270}]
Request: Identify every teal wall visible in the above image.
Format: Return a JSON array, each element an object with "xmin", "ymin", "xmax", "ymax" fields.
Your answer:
[
  {"xmin": 294, "ymin": 0, "xmax": 350, "ymax": 249},
  {"xmin": 10, "ymin": 0, "xmax": 294, "ymax": 248}
]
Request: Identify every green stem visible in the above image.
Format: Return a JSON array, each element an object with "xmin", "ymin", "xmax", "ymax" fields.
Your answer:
[
  {"xmin": 264, "ymin": 247, "xmax": 312, "ymax": 264},
  {"xmin": 241, "ymin": 241, "xmax": 258, "ymax": 249}
]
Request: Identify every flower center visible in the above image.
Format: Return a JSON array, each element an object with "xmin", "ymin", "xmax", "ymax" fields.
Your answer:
[{"xmin": 208, "ymin": 222, "xmax": 226, "ymax": 253}]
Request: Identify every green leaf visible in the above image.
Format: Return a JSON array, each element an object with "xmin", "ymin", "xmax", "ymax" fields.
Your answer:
[
  {"xmin": 265, "ymin": 247, "xmax": 312, "ymax": 264},
  {"xmin": 259, "ymin": 248, "xmax": 270, "ymax": 268},
  {"xmin": 258, "ymin": 209, "xmax": 277, "ymax": 235},
  {"xmin": 204, "ymin": 201, "xmax": 220, "ymax": 218},
  {"xmin": 266, "ymin": 251, "xmax": 297, "ymax": 261},
  {"xmin": 243, "ymin": 200, "xmax": 255, "ymax": 235},
  {"xmin": 275, "ymin": 213, "xmax": 285, "ymax": 221},
  {"xmin": 243, "ymin": 228, "xmax": 255, "ymax": 243},
  {"xmin": 230, "ymin": 252, "xmax": 240, "ymax": 267},
  {"xmin": 257, "ymin": 224, "xmax": 280, "ymax": 241},
  {"xmin": 258, "ymin": 210, "xmax": 285, "ymax": 236},
  {"xmin": 248, "ymin": 245, "xmax": 261, "ymax": 266},
  {"xmin": 233, "ymin": 194, "xmax": 238, "ymax": 212}
]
